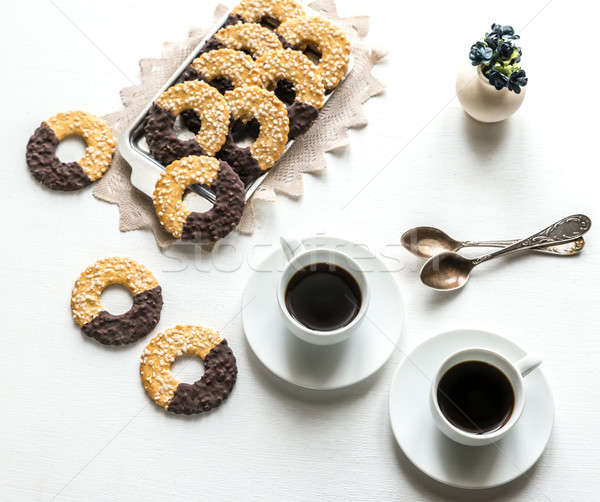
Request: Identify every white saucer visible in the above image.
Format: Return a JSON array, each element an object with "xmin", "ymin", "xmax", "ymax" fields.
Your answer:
[
  {"xmin": 242, "ymin": 236, "xmax": 404, "ymax": 390},
  {"xmin": 389, "ymin": 329, "xmax": 554, "ymax": 489}
]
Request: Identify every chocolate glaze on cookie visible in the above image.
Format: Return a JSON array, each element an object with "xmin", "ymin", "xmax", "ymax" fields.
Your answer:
[
  {"xmin": 216, "ymin": 118, "xmax": 263, "ymax": 186},
  {"xmin": 167, "ymin": 340, "xmax": 238, "ymax": 415},
  {"xmin": 272, "ymin": 79, "xmax": 319, "ymax": 140},
  {"xmin": 176, "ymin": 65, "xmax": 201, "ymax": 85},
  {"xmin": 181, "ymin": 161, "xmax": 245, "ymax": 242},
  {"xmin": 81, "ymin": 286, "xmax": 163, "ymax": 346},
  {"xmin": 222, "ymin": 86, "xmax": 289, "ymax": 177},
  {"xmin": 26, "ymin": 124, "xmax": 91, "ymax": 191},
  {"xmin": 145, "ymin": 104, "xmax": 206, "ymax": 166},
  {"xmin": 197, "ymin": 37, "xmax": 226, "ymax": 57},
  {"xmin": 177, "ymin": 68, "xmax": 235, "ymax": 134},
  {"xmin": 179, "ymin": 111, "xmax": 202, "ymax": 136},
  {"xmin": 287, "ymin": 102, "xmax": 319, "ymax": 140},
  {"xmin": 178, "ymin": 66, "xmax": 235, "ymax": 96},
  {"xmin": 273, "ymin": 79, "xmax": 296, "ymax": 104},
  {"xmin": 173, "ymin": 68, "xmax": 204, "ymax": 134},
  {"xmin": 203, "ymin": 76, "xmax": 235, "ymax": 95},
  {"xmin": 258, "ymin": 15, "xmax": 282, "ymax": 30},
  {"xmin": 276, "ymin": 33, "xmax": 292, "ymax": 48},
  {"xmin": 220, "ymin": 13, "xmax": 245, "ymax": 29}
]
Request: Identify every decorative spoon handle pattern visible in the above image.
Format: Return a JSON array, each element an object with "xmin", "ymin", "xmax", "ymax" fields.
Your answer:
[
  {"xmin": 462, "ymin": 237, "xmax": 585, "ymax": 255},
  {"xmin": 472, "ymin": 214, "xmax": 591, "ymax": 265}
]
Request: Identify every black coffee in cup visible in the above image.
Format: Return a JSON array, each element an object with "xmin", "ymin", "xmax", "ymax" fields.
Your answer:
[
  {"xmin": 285, "ymin": 263, "xmax": 361, "ymax": 331},
  {"xmin": 436, "ymin": 360, "xmax": 515, "ymax": 434}
]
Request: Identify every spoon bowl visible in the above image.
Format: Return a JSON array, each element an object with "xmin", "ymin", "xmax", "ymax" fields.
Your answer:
[
  {"xmin": 401, "ymin": 227, "xmax": 461, "ymax": 258},
  {"xmin": 402, "ymin": 226, "xmax": 585, "ymax": 258},
  {"xmin": 420, "ymin": 252, "xmax": 474, "ymax": 291}
]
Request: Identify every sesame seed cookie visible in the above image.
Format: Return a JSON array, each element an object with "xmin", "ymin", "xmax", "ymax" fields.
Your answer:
[
  {"xmin": 209, "ymin": 23, "xmax": 283, "ymax": 59},
  {"xmin": 153, "ymin": 155, "xmax": 245, "ymax": 243},
  {"xmin": 140, "ymin": 325, "xmax": 237, "ymax": 415},
  {"xmin": 71, "ymin": 257, "xmax": 163, "ymax": 346},
  {"xmin": 190, "ymin": 49, "xmax": 263, "ymax": 93},
  {"xmin": 26, "ymin": 111, "xmax": 116, "ymax": 191},
  {"xmin": 178, "ymin": 49, "xmax": 264, "ymax": 134},
  {"xmin": 277, "ymin": 17, "xmax": 351, "ymax": 91},
  {"xmin": 217, "ymin": 85, "xmax": 289, "ymax": 185},
  {"xmin": 145, "ymin": 81, "xmax": 230, "ymax": 166},
  {"xmin": 252, "ymin": 49, "xmax": 324, "ymax": 139},
  {"xmin": 232, "ymin": 0, "xmax": 305, "ymax": 29}
]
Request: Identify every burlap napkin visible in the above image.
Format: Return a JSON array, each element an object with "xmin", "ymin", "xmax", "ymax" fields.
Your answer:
[{"xmin": 94, "ymin": 0, "xmax": 386, "ymax": 247}]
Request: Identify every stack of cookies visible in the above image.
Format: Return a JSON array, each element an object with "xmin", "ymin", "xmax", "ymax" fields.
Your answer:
[{"xmin": 146, "ymin": 0, "xmax": 351, "ymax": 243}]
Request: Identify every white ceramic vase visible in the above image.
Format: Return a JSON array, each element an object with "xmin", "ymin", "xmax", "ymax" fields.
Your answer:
[{"xmin": 456, "ymin": 64, "xmax": 526, "ymax": 123}]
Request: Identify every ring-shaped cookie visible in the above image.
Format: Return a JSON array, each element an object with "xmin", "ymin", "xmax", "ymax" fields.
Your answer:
[
  {"xmin": 231, "ymin": 0, "xmax": 305, "ymax": 29},
  {"xmin": 71, "ymin": 257, "xmax": 163, "ymax": 345},
  {"xmin": 26, "ymin": 111, "xmax": 116, "ymax": 191},
  {"xmin": 218, "ymin": 86, "xmax": 289, "ymax": 185},
  {"xmin": 209, "ymin": 23, "xmax": 283, "ymax": 59},
  {"xmin": 145, "ymin": 81, "xmax": 229, "ymax": 166},
  {"xmin": 252, "ymin": 49, "xmax": 324, "ymax": 140},
  {"xmin": 190, "ymin": 49, "xmax": 263, "ymax": 93},
  {"xmin": 178, "ymin": 49, "xmax": 264, "ymax": 133},
  {"xmin": 140, "ymin": 325, "xmax": 237, "ymax": 415},
  {"xmin": 153, "ymin": 155, "xmax": 245, "ymax": 243},
  {"xmin": 277, "ymin": 17, "xmax": 351, "ymax": 92}
]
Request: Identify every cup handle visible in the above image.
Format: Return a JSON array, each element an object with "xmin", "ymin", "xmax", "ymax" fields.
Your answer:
[
  {"xmin": 280, "ymin": 236, "xmax": 306, "ymax": 262},
  {"xmin": 515, "ymin": 355, "xmax": 542, "ymax": 378}
]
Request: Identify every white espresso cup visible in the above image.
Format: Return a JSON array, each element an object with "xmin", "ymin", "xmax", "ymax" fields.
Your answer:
[
  {"xmin": 277, "ymin": 236, "xmax": 370, "ymax": 345},
  {"xmin": 430, "ymin": 347, "xmax": 542, "ymax": 446}
]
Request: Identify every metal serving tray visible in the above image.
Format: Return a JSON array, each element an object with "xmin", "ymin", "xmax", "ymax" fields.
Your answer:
[{"xmin": 119, "ymin": 3, "xmax": 353, "ymax": 204}]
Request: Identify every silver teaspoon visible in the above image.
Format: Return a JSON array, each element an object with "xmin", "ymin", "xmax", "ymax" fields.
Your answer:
[
  {"xmin": 420, "ymin": 214, "xmax": 592, "ymax": 291},
  {"xmin": 401, "ymin": 226, "xmax": 585, "ymax": 258}
]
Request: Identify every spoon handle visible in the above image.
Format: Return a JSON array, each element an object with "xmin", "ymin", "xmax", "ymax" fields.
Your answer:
[
  {"xmin": 462, "ymin": 237, "xmax": 585, "ymax": 255},
  {"xmin": 472, "ymin": 214, "xmax": 591, "ymax": 266}
]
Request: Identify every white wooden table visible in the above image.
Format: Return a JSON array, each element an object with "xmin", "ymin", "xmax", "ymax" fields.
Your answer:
[{"xmin": 2, "ymin": 1, "xmax": 599, "ymax": 500}]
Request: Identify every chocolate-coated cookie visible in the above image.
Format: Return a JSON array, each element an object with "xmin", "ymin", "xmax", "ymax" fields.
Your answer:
[
  {"xmin": 153, "ymin": 155, "xmax": 245, "ymax": 243},
  {"xmin": 218, "ymin": 86, "xmax": 289, "ymax": 185},
  {"xmin": 145, "ymin": 81, "xmax": 229, "ymax": 166},
  {"xmin": 71, "ymin": 257, "xmax": 163, "ymax": 345},
  {"xmin": 140, "ymin": 325, "xmax": 237, "ymax": 415},
  {"xmin": 277, "ymin": 17, "xmax": 351, "ymax": 92},
  {"xmin": 251, "ymin": 49, "xmax": 324, "ymax": 139},
  {"xmin": 26, "ymin": 111, "xmax": 115, "ymax": 191}
]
